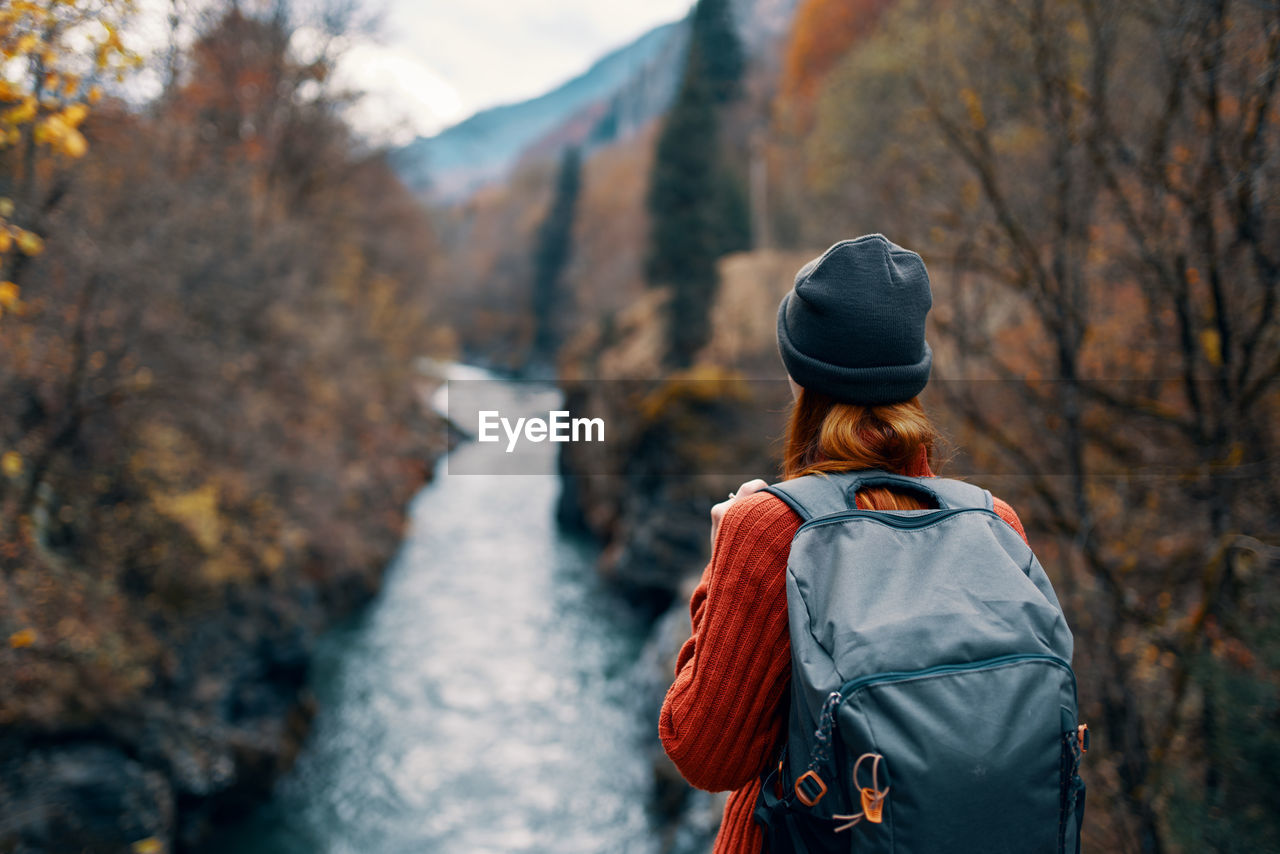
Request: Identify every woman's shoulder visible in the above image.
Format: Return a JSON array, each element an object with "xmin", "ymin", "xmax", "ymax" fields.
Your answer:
[
  {"xmin": 719, "ymin": 490, "xmax": 805, "ymax": 539},
  {"xmin": 911, "ymin": 469, "xmax": 1031, "ymax": 545},
  {"xmin": 709, "ymin": 490, "xmax": 803, "ymax": 594},
  {"xmin": 989, "ymin": 495, "xmax": 1029, "ymax": 544},
  {"xmin": 921, "ymin": 468, "xmax": 1028, "ymax": 544}
]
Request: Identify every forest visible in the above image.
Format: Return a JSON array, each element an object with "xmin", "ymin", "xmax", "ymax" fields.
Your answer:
[
  {"xmin": 0, "ymin": 1, "xmax": 449, "ymax": 849},
  {"xmin": 1, "ymin": 0, "xmax": 1277, "ymax": 852}
]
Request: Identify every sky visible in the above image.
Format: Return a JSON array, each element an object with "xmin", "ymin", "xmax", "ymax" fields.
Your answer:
[
  {"xmin": 123, "ymin": 0, "xmax": 695, "ymax": 146},
  {"xmin": 334, "ymin": 0, "xmax": 697, "ymax": 144}
]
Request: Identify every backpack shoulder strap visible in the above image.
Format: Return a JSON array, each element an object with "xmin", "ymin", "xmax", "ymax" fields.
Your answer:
[
  {"xmin": 764, "ymin": 470, "xmax": 993, "ymax": 521},
  {"xmin": 763, "ymin": 473, "xmax": 855, "ymax": 521}
]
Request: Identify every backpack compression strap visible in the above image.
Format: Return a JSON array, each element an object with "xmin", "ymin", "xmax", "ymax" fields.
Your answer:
[{"xmin": 763, "ymin": 470, "xmax": 993, "ymax": 521}]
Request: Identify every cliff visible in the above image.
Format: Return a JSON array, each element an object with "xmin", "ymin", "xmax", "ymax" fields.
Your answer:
[{"xmin": 557, "ymin": 249, "xmax": 811, "ymax": 599}]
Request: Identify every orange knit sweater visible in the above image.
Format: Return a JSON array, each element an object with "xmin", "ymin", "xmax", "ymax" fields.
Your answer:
[{"xmin": 658, "ymin": 462, "xmax": 1028, "ymax": 854}]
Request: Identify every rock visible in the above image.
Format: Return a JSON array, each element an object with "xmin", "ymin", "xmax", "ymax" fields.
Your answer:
[
  {"xmin": 0, "ymin": 743, "xmax": 174, "ymax": 854},
  {"xmin": 0, "ymin": 539, "xmax": 386, "ymax": 854}
]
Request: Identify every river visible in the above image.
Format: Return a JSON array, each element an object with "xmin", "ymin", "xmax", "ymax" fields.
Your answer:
[{"xmin": 216, "ymin": 378, "xmax": 660, "ymax": 853}]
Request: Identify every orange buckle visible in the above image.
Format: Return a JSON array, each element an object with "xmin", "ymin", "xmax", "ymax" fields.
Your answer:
[
  {"xmin": 1078, "ymin": 723, "xmax": 1090, "ymax": 754},
  {"xmin": 795, "ymin": 770, "xmax": 828, "ymax": 807}
]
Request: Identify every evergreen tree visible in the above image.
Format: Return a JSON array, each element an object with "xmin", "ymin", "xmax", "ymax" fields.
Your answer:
[
  {"xmin": 690, "ymin": 0, "xmax": 745, "ymax": 104},
  {"xmin": 529, "ymin": 147, "xmax": 583, "ymax": 371},
  {"xmin": 645, "ymin": 0, "xmax": 750, "ymax": 368}
]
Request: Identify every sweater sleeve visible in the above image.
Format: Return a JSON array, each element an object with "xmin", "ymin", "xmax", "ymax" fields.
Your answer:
[
  {"xmin": 659, "ymin": 491, "xmax": 802, "ymax": 792},
  {"xmin": 992, "ymin": 496, "xmax": 1029, "ymax": 544}
]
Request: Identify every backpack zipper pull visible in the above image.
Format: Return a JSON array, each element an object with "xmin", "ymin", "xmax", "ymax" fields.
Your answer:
[
  {"xmin": 834, "ymin": 752, "xmax": 891, "ymax": 831},
  {"xmin": 860, "ymin": 785, "xmax": 889, "ymax": 823}
]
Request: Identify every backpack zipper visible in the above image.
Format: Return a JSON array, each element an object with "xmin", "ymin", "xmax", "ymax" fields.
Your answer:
[
  {"xmin": 838, "ymin": 652, "xmax": 1077, "ymax": 702},
  {"xmin": 797, "ymin": 507, "xmax": 1002, "ymax": 535}
]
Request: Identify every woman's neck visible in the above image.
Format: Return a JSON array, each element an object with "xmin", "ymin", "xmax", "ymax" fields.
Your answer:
[{"xmin": 905, "ymin": 445, "xmax": 934, "ymax": 477}]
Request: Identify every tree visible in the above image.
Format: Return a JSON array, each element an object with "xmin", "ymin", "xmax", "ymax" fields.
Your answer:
[
  {"xmin": 0, "ymin": 4, "xmax": 443, "ymax": 847},
  {"xmin": 645, "ymin": 0, "xmax": 750, "ymax": 368},
  {"xmin": 0, "ymin": 0, "xmax": 140, "ymax": 300},
  {"xmin": 529, "ymin": 146, "xmax": 582, "ymax": 371},
  {"xmin": 688, "ymin": 0, "xmax": 744, "ymax": 105},
  {"xmin": 781, "ymin": 0, "xmax": 891, "ymax": 105}
]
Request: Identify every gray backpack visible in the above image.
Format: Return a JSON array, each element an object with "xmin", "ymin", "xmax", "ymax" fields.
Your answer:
[{"xmin": 754, "ymin": 471, "xmax": 1087, "ymax": 853}]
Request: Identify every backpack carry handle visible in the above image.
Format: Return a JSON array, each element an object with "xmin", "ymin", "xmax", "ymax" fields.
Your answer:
[
  {"xmin": 765, "ymin": 470, "xmax": 993, "ymax": 521},
  {"xmin": 843, "ymin": 473, "xmax": 947, "ymax": 511}
]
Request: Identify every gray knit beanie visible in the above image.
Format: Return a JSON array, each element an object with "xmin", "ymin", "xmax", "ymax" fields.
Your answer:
[{"xmin": 776, "ymin": 234, "xmax": 933, "ymax": 405}]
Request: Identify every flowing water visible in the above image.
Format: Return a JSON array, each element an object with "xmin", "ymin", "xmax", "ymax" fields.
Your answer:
[{"xmin": 219, "ymin": 379, "xmax": 659, "ymax": 854}]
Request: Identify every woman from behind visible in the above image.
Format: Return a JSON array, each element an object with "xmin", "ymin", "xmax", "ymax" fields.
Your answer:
[{"xmin": 659, "ymin": 235, "xmax": 1029, "ymax": 853}]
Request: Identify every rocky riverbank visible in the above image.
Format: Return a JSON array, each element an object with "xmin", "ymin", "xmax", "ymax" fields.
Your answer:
[
  {"xmin": 557, "ymin": 250, "xmax": 808, "ymax": 847},
  {"xmin": 557, "ymin": 252, "xmax": 806, "ymax": 597},
  {"xmin": 0, "ymin": 404, "xmax": 449, "ymax": 854}
]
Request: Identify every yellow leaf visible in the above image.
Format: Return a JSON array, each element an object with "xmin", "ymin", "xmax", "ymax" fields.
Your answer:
[
  {"xmin": 1200, "ymin": 329, "xmax": 1222, "ymax": 367},
  {"xmin": 15, "ymin": 229, "xmax": 42, "ymax": 256},
  {"xmin": 1, "ymin": 450, "xmax": 21, "ymax": 478},
  {"xmin": 0, "ymin": 197, "xmax": 12, "ymax": 217},
  {"xmin": 154, "ymin": 483, "xmax": 223, "ymax": 551},
  {"xmin": 62, "ymin": 103, "xmax": 88, "ymax": 127},
  {"xmin": 33, "ymin": 116, "xmax": 60, "ymax": 144},
  {"xmin": 61, "ymin": 128, "xmax": 86, "ymax": 158},
  {"xmin": 0, "ymin": 281, "xmax": 18, "ymax": 308},
  {"xmin": 3, "ymin": 97, "xmax": 37, "ymax": 125},
  {"xmin": 959, "ymin": 87, "xmax": 986, "ymax": 130},
  {"xmin": 0, "ymin": 230, "xmax": 11, "ymax": 253},
  {"xmin": 8, "ymin": 628, "xmax": 36, "ymax": 648},
  {"xmin": 131, "ymin": 838, "xmax": 164, "ymax": 854},
  {"xmin": 261, "ymin": 545, "xmax": 284, "ymax": 572}
]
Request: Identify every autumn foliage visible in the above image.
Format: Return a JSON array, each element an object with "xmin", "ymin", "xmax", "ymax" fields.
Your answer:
[
  {"xmin": 771, "ymin": 0, "xmax": 1280, "ymax": 849},
  {"xmin": 780, "ymin": 0, "xmax": 891, "ymax": 103},
  {"xmin": 0, "ymin": 4, "xmax": 445, "ymax": 849},
  {"xmin": 0, "ymin": 0, "xmax": 141, "ymax": 297}
]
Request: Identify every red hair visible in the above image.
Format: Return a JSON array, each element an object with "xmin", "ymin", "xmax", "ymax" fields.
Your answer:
[{"xmin": 782, "ymin": 388, "xmax": 939, "ymax": 511}]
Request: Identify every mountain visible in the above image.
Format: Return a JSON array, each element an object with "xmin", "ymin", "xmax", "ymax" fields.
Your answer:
[
  {"xmin": 393, "ymin": 22, "xmax": 684, "ymax": 200},
  {"xmin": 394, "ymin": 0, "xmax": 799, "ymax": 201}
]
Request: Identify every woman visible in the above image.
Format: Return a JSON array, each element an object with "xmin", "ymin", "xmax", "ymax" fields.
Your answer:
[{"xmin": 658, "ymin": 235, "xmax": 1029, "ymax": 853}]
